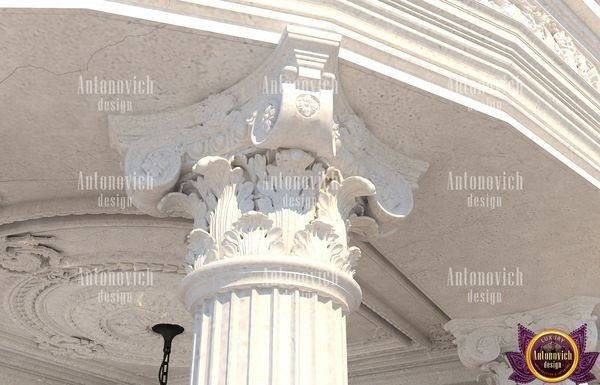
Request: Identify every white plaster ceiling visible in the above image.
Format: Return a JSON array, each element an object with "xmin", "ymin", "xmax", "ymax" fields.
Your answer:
[{"xmin": 0, "ymin": 8, "xmax": 597, "ymax": 385}]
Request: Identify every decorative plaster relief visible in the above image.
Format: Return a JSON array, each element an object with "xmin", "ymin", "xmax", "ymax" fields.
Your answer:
[
  {"xmin": 0, "ymin": 234, "xmax": 61, "ymax": 273},
  {"xmin": 479, "ymin": 0, "xmax": 599, "ymax": 91},
  {"xmin": 109, "ymin": 26, "xmax": 428, "ymax": 236},
  {"xmin": 7, "ymin": 263, "xmax": 192, "ymax": 363}
]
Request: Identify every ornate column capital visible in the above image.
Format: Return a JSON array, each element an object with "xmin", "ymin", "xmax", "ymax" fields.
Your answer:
[
  {"xmin": 169, "ymin": 149, "xmax": 367, "ymax": 313},
  {"xmin": 109, "ymin": 25, "xmax": 428, "ymax": 236},
  {"xmin": 444, "ymin": 296, "xmax": 600, "ymax": 384}
]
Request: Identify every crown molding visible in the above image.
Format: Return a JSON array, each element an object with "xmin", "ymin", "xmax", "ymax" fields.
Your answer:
[{"xmin": 475, "ymin": 0, "xmax": 599, "ymax": 89}]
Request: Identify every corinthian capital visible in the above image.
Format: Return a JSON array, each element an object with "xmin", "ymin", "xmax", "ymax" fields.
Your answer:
[
  {"xmin": 159, "ymin": 149, "xmax": 369, "ymax": 274},
  {"xmin": 109, "ymin": 25, "xmax": 428, "ymax": 237}
]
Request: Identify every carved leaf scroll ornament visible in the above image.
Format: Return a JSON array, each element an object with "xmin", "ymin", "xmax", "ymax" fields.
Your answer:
[
  {"xmin": 158, "ymin": 149, "xmax": 374, "ymax": 275},
  {"xmin": 0, "ymin": 234, "xmax": 61, "ymax": 273}
]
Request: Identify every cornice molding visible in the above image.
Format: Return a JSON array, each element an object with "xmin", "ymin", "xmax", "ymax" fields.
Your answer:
[
  {"xmin": 476, "ymin": 0, "xmax": 598, "ymax": 91},
  {"xmin": 355, "ymin": 240, "xmax": 450, "ymax": 347},
  {"xmin": 537, "ymin": 0, "xmax": 600, "ymax": 59}
]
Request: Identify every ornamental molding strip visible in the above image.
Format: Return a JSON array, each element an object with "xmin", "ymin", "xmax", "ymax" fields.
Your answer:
[
  {"xmin": 444, "ymin": 296, "xmax": 600, "ymax": 384},
  {"xmin": 478, "ymin": 0, "xmax": 599, "ymax": 91}
]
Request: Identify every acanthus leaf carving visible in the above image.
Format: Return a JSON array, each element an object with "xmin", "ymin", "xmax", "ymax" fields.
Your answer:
[
  {"xmin": 158, "ymin": 191, "xmax": 205, "ymax": 223},
  {"xmin": 221, "ymin": 211, "xmax": 284, "ymax": 258},
  {"xmin": 163, "ymin": 149, "xmax": 371, "ymax": 275},
  {"xmin": 186, "ymin": 229, "xmax": 217, "ymax": 272},
  {"xmin": 291, "ymin": 220, "xmax": 344, "ymax": 264}
]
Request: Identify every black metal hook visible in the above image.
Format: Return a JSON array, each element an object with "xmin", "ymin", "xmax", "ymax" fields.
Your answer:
[{"xmin": 153, "ymin": 323, "xmax": 184, "ymax": 385}]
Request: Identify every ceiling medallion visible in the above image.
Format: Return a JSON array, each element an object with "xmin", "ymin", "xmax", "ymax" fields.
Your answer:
[{"xmin": 7, "ymin": 265, "xmax": 192, "ymax": 365}]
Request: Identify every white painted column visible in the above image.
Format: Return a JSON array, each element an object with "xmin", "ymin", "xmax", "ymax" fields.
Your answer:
[
  {"xmin": 181, "ymin": 257, "xmax": 360, "ymax": 385},
  {"xmin": 108, "ymin": 26, "xmax": 426, "ymax": 385},
  {"xmin": 167, "ymin": 151, "xmax": 368, "ymax": 385}
]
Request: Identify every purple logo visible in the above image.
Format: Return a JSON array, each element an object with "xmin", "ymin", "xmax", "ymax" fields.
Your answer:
[{"xmin": 506, "ymin": 324, "xmax": 598, "ymax": 384}]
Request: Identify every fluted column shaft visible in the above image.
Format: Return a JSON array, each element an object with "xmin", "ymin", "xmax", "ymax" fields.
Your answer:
[
  {"xmin": 190, "ymin": 287, "xmax": 348, "ymax": 385},
  {"xmin": 180, "ymin": 256, "xmax": 361, "ymax": 385}
]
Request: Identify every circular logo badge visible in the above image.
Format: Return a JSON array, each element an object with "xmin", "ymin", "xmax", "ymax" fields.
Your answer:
[{"xmin": 525, "ymin": 329, "xmax": 580, "ymax": 383}]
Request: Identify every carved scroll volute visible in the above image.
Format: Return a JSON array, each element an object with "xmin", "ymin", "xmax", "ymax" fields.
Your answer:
[
  {"xmin": 455, "ymin": 330, "xmax": 503, "ymax": 369},
  {"xmin": 123, "ymin": 147, "xmax": 182, "ymax": 217}
]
